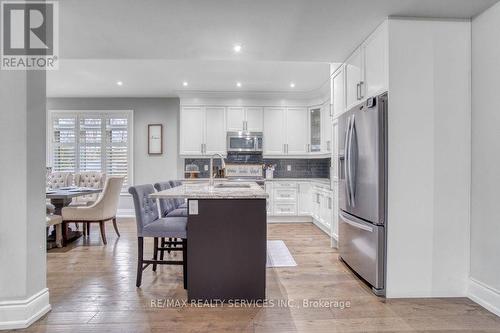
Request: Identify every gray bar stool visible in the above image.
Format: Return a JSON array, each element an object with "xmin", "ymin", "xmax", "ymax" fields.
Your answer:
[
  {"xmin": 154, "ymin": 181, "xmax": 186, "ymax": 258},
  {"xmin": 128, "ymin": 184, "xmax": 187, "ymax": 288}
]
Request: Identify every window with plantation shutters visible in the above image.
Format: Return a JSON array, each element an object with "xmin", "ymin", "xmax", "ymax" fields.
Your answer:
[{"xmin": 48, "ymin": 111, "xmax": 133, "ymax": 191}]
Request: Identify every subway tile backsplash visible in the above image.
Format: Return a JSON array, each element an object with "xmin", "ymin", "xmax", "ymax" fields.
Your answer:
[
  {"xmin": 184, "ymin": 158, "xmax": 331, "ymax": 179},
  {"xmin": 263, "ymin": 158, "xmax": 331, "ymax": 179}
]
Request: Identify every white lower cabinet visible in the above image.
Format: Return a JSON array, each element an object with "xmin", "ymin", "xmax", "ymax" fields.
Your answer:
[
  {"xmin": 267, "ymin": 180, "xmax": 336, "ymax": 239},
  {"xmin": 265, "ymin": 182, "xmax": 273, "ymax": 215}
]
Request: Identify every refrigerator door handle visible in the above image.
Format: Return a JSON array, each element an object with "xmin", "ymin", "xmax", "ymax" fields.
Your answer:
[
  {"xmin": 339, "ymin": 211, "xmax": 373, "ymax": 232},
  {"xmin": 344, "ymin": 116, "xmax": 352, "ymax": 206},
  {"xmin": 347, "ymin": 114, "xmax": 356, "ymax": 206}
]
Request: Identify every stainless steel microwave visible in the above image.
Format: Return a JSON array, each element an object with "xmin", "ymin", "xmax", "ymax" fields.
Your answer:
[{"xmin": 227, "ymin": 132, "xmax": 263, "ymax": 152}]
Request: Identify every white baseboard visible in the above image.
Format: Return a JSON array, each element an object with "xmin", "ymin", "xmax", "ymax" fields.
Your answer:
[
  {"xmin": 468, "ymin": 278, "xmax": 500, "ymax": 317},
  {"xmin": 0, "ymin": 288, "xmax": 51, "ymax": 330}
]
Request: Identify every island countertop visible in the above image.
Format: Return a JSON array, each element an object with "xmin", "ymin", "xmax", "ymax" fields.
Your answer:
[{"xmin": 150, "ymin": 181, "xmax": 268, "ymax": 199}]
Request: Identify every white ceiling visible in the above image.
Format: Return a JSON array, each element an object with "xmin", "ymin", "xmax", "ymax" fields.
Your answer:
[
  {"xmin": 59, "ymin": 0, "xmax": 497, "ymax": 61},
  {"xmin": 49, "ymin": 0, "xmax": 499, "ymax": 97},
  {"xmin": 47, "ymin": 59, "xmax": 331, "ymax": 97}
]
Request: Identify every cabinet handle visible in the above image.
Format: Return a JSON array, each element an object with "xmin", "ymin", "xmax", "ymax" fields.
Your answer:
[
  {"xmin": 359, "ymin": 81, "xmax": 365, "ymax": 99},
  {"xmin": 328, "ymin": 197, "xmax": 332, "ymax": 209},
  {"xmin": 327, "ymin": 140, "xmax": 331, "ymax": 152},
  {"xmin": 286, "ymin": 144, "xmax": 289, "ymax": 154},
  {"xmin": 283, "ymin": 144, "xmax": 286, "ymax": 154},
  {"xmin": 356, "ymin": 83, "xmax": 360, "ymax": 100}
]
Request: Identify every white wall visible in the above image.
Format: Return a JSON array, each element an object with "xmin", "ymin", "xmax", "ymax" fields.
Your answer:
[
  {"xmin": 386, "ymin": 18, "xmax": 471, "ymax": 298},
  {"xmin": 46, "ymin": 98, "xmax": 182, "ymax": 214},
  {"xmin": 469, "ymin": 2, "xmax": 500, "ymax": 316},
  {"xmin": 0, "ymin": 70, "xmax": 50, "ymax": 329}
]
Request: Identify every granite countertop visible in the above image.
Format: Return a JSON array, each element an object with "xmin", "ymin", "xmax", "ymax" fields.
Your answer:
[{"xmin": 150, "ymin": 181, "xmax": 268, "ymax": 199}]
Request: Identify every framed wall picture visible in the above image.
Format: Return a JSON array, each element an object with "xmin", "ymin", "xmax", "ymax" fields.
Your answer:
[{"xmin": 148, "ymin": 124, "xmax": 163, "ymax": 155}]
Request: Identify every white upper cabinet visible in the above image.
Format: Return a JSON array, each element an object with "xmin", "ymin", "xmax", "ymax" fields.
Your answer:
[
  {"xmin": 340, "ymin": 21, "xmax": 388, "ymax": 113},
  {"xmin": 332, "ymin": 66, "xmax": 345, "ymax": 115},
  {"xmin": 321, "ymin": 102, "xmax": 332, "ymax": 153},
  {"xmin": 226, "ymin": 107, "xmax": 245, "ymax": 132},
  {"xmin": 226, "ymin": 107, "xmax": 263, "ymax": 132},
  {"xmin": 180, "ymin": 106, "xmax": 226, "ymax": 155},
  {"xmin": 180, "ymin": 106, "xmax": 205, "ymax": 155},
  {"xmin": 364, "ymin": 21, "xmax": 388, "ymax": 98},
  {"xmin": 286, "ymin": 107, "xmax": 308, "ymax": 155},
  {"xmin": 264, "ymin": 107, "xmax": 286, "ymax": 155},
  {"xmin": 245, "ymin": 107, "xmax": 264, "ymax": 132},
  {"xmin": 345, "ymin": 47, "xmax": 365, "ymax": 110},
  {"xmin": 205, "ymin": 107, "xmax": 226, "ymax": 154}
]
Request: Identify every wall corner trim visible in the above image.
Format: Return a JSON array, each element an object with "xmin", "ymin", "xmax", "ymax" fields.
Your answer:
[
  {"xmin": 0, "ymin": 288, "xmax": 51, "ymax": 330},
  {"xmin": 468, "ymin": 278, "xmax": 500, "ymax": 317}
]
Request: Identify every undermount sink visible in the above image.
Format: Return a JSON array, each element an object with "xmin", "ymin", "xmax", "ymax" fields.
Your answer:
[{"xmin": 214, "ymin": 183, "xmax": 251, "ymax": 189}]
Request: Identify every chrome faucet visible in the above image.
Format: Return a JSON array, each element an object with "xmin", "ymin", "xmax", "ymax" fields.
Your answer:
[{"xmin": 209, "ymin": 153, "xmax": 226, "ymax": 186}]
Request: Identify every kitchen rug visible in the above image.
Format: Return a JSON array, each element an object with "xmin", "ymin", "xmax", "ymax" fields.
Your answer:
[{"xmin": 266, "ymin": 240, "xmax": 297, "ymax": 267}]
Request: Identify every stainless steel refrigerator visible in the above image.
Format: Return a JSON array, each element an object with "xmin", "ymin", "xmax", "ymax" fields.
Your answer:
[{"xmin": 338, "ymin": 92, "xmax": 387, "ymax": 296}]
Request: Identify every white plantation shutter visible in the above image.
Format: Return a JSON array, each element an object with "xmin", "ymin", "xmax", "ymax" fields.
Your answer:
[
  {"xmin": 105, "ymin": 116, "xmax": 129, "ymax": 188},
  {"xmin": 49, "ymin": 111, "xmax": 133, "ymax": 191},
  {"xmin": 52, "ymin": 116, "xmax": 77, "ymax": 172},
  {"xmin": 79, "ymin": 116, "xmax": 102, "ymax": 172}
]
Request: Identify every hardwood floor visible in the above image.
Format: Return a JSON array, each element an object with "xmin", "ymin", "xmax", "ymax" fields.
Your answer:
[{"xmin": 12, "ymin": 219, "xmax": 500, "ymax": 332}]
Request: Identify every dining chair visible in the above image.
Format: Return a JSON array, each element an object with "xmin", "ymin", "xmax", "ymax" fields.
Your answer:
[
  {"xmin": 128, "ymin": 184, "xmax": 187, "ymax": 288},
  {"xmin": 168, "ymin": 180, "xmax": 187, "ymax": 209},
  {"xmin": 70, "ymin": 172, "xmax": 106, "ymax": 207},
  {"xmin": 46, "ymin": 214, "xmax": 63, "ymax": 248},
  {"xmin": 47, "ymin": 172, "xmax": 73, "ymax": 189},
  {"xmin": 61, "ymin": 176, "xmax": 124, "ymax": 245}
]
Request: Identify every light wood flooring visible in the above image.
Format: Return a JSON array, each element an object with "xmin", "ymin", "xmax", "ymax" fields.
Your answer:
[{"xmin": 11, "ymin": 218, "xmax": 500, "ymax": 332}]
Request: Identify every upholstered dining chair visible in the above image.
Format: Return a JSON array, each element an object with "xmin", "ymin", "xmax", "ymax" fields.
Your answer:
[
  {"xmin": 47, "ymin": 172, "xmax": 73, "ymax": 189},
  {"xmin": 70, "ymin": 172, "xmax": 106, "ymax": 207},
  {"xmin": 62, "ymin": 176, "xmax": 124, "ymax": 245},
  {"xmin": 128, "ymin": 184, "xmax": 187, "ymax": 288}
]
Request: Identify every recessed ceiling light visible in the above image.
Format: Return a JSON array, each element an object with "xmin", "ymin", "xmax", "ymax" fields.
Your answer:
[
  {"xmin": 182, "ymin": 81, "xmax": 188, "ymax": 87},
  {"xmin": 236, "ymin": 82, "xmax": 242, "ymax": 87},
  {"xmin": 290, "ymin": 82, "xmax": 296, "ymax": 88},
  {"xmin": 233, "ymin": 44, "xmax": 242, "ymax": 53},
  {"xmin": 116, "ymin": 81, "xmax": 123, "ymax": 86}
]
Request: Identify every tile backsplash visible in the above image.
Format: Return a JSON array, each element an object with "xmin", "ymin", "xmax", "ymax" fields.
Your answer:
[
  {"xmin": 263, "ymin": 158, "xmax": 331, "ymax": 178},
  {"xmin": 184, "ymin": 158, "xmax": 331, "ymax": 179}
]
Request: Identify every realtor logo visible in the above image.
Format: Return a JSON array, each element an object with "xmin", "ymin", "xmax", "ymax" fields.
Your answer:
[{"xmin": 1, "ymin": 1, "xmax": 58, "ymax": 70}]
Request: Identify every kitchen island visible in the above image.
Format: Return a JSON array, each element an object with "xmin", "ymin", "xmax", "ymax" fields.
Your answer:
[{"xmin": 150, "ymin": 182, "xmax": 268, "ymax": 301}]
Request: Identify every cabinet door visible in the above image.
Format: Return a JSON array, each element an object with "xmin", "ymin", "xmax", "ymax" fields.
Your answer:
[
  {"xmin": 245, "ymin": 107, "xmax": 263, "ymax": 132},
  {"xmin": 364, "ymin": 22, "xmax": 388, "ymax": 98},
  {"xmin": 298, "ymin": 182, "xmax": 311, "ymax": 216},
  {"xmin": 311, "ymin": 190, "xmax": 320, "ymax": 220},
  {"xmin": 321, "ymin": 102, "xmax": 332, "ymax": 153},
  {"xmin": 205, "ymin": 107, "xmax": 226, "ymax": 154},
  {"xmin": 309, "ymin": 107, "xmax": 321, "ymax": 152},
  {"xmin": 263, "ymin": 107, "xmax": 286, "ymax": 155},
  {"xmin": 180, "ymin": 106, "xmax": 204, "ymax": 155},
  {"xmin": 286, "ymin": 107, "xmax": 308, "ymax": 155},
  {"xmin": 332, "ymin": 66, "xmax": 345, "ymax": 115},
  {"xmin": 265, "ymin": 182, "xmax": 273, "ymax": 215},
  {"xmin": 331, "ymin": 120, "xmax": 339, "ymax": 178},
  {"xmin": 345, "ymin": 48, "xmax": 364, "ymax": 110},
  {"xmin": 226, "ymin": 107, "xmax": 245, "ymax": 132}
]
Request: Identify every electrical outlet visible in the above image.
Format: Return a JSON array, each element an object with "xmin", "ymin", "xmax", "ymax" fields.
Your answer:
[
  {"xmin": 287, "ymin": 165, "xmax": 292, "ymax": 171},
  {"xmin": 204, "ymin": 165, "xmax": 209, "ymax": 171}
]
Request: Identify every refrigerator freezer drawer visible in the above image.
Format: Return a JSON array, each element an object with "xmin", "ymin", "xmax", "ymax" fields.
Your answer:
[{"xmin": 339, "ymin": 211, "xmax": 385, "ymax": 290}]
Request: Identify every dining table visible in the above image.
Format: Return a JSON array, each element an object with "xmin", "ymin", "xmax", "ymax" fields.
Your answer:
[{"xmin": 46, "ymin": 187, "xmax": 102, "ymax": 246}]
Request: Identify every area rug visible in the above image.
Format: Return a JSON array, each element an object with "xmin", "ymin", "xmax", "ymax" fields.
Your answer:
[{"xmin": 266, "ymin": 240, "xmax": 297, "ymax": 267}]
